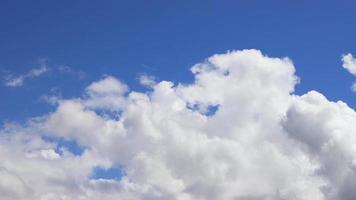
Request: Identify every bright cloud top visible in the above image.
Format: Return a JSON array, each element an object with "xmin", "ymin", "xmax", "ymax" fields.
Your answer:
[{"xmin": 1, "ymin": 49, "xmax": 356, "ymax": 200}]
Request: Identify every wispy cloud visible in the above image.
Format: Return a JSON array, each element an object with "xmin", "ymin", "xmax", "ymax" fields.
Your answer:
[
  {"xmin": 342, "ymin": 53, "xmax": 356, "ymax": 76},
  {"xmin": 4, "ymin": 59, "xmax": 48, "ymax": 87},
  {"xmin": 57, "ymin": 65, "xmax": 85, "ymax": 79},
  {"xmin": 3, "ymin": 60, "xmax": 86, "ymax": 88}
]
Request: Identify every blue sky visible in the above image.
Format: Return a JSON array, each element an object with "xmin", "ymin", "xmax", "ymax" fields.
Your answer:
[
  {"xmin": 1, "ymin": 0, "xmax": 356, "ymax": 123},
  {"xmin": 3, "ymin": 2, "xmax": 356, "ymax": 198}
]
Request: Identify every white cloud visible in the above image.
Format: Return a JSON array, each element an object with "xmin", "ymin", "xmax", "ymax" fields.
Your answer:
[
  {"xmin": 139, "ymin": 74, "xmax": 156, "ymax": 87},
  {"xmin": 342, "ymin": 53, "xmax": 356, "ymax": 76},
  {"xmin": 83, "ymin": 75, "xmax": 128, "ymax": 111},
  {"xmin": 1, "ymin": 49, "xmax": 356, "ymax": 199},
  {"xmin": 4, "ymin": 61, "xmax": 48, "ymax": 87},
  {"xmin": 341, "ymin": 53, "xmax": 356, "ymax": 92},
  {"xmin": 351, "ymin": 82, "xmax": 356, "ymax": 92},
  {"xmin": 4, "ymin": 61, "xmax": 85, "ymax": 88}
]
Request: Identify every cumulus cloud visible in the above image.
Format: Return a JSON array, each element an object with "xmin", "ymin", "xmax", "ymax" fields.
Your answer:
[
  {"xmin": 341, "ymin": 53, "xmax": 356, "ymax": 92},
  {"xmin": 4, "ymin": 60, "xmax": 48, "ymax": 87},
  {"xmin": 83, "ymin": 75, "xmax": 128, "ymax": 111},
  {"xmin": 342, "ymin": 53, "xmax": 356, "ymax": 76},
  {"xmin": 1, "ymin": 49, "xmax": 356, "ymax": 200}
]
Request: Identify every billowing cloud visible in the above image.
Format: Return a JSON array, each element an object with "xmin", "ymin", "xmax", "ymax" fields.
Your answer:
[{"xmin": 1, "ymin": 49, "xmax": 356, "ymax": 199}]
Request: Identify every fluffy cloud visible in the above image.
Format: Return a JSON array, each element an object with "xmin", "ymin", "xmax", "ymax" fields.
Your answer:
[
  {"xmin": 1, "ymin": 49, "xmax": 356, "ymax": 199},
  {"xmin": 341, "ymin": 53, "xmax": 356, "ymax": 92},
  {"xmin": 83, "ymin": 75, "xmax": 128, "ymax": 111},
  {"xmin": 342, "ymin": 53, "xmax": 356, "ymax": 76}
]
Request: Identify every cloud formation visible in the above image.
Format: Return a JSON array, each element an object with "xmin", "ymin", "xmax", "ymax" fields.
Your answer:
[
  {"xmin": 342, "ymin": 53, "xmax": 356, "ymax": 76},
  {"xmin": 341, "ymin": 53, "xmax": 356, "ymax": 92},
  {"xmin": 4, "ymin": 60, "xmax": 48, "ymax": 87},
  {"xmin": 1, "ymin": 49, "xmax": 356, "ymax": 200},
  {"xmin": 138, "ymin": 74, "xmax": 156, "ymax": 87},
  {"xmin": 3, "ymin": 61, "xmax": 85, "ymax": 88}
]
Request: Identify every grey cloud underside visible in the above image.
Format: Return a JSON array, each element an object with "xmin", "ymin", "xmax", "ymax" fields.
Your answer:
[{"xmin": 1, "ymin": 49, "xmax": 356, "ymax": 200}]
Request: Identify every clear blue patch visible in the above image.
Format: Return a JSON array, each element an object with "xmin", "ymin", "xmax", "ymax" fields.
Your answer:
[
  {"xmin": 93, "ymin": 109, "xmax": 122, "ymax": 121},
  {"xmin": 42, "ymin": 136, "xmax": 85, "ymax": 156},
  {"xmin": 223, "ymin": 70, "xmax": 230, "ymax": 76},
  {"xmin": 90, "ymin": 165, "xmax": 125, "ymax": 181},
  {"xmin": 205, "ymin": 105, "xmax": 219, "ymax": 116},
  {"xmin": 187, "ymin": 104, "xmax": 220, "ymax": 116}
]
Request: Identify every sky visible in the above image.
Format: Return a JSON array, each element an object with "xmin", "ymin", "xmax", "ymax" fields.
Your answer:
[
  {"xmin": 1, "ymin": 0, "xmax": 356, "ymax": 123},
  {"xmin": 2, "ymin": 1, "xmax": 356, "ymax": 200}
]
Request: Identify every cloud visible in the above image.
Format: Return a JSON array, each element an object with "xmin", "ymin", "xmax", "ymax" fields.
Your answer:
[
  {"xmin": 83, "ymin": 75, "xmax": 128, "ymax": 111},
  {"xmin": 342, "ymin": 53, "xmax": 356, "ymax": 76},
  {"xmin": 138, "ymin": 74, "xmax": 156, "ymax": 87},
  {"xmin": 352, "ymin": 82, "xmax": 356, "ymax": 92},
  {"xmin": 4, "ymin": 60, "xmax": 48, "ymax": 87},
  {"xmin": 57, "ymin": 65, "xmax": 86, "ymax": 79},
  {"xmin": 1, "ymin": 49, "xmax": 356, "ymax": 199},
  {"xmin": 3, "ymin": 61, "xmax": 85, "ymax": 88},
  {"xmin": 341, "ymin": 53, "xmax": 356, "ymax": 92}
]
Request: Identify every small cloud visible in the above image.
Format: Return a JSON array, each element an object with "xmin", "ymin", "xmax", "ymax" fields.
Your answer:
[
  {"xmin": 341, "ymin": 53, "xmax": 356, "ymax": 92},
  {"xmin": 5, "ymin": 75, "xmax": 25, "ymax": 87},
  {"xmin": 39, "ymin": 88, "xmax": 62, "ymax": 105},
  {"xmin": 57, "ymin": 65, "xmax": 85, "ymax": 79},
  {"xmin": 352, "ymin": 82, "xmax": 356, "ymax": 92},
  {"xmin": 342, "ymin": 53, "xmax": 356, "ymax": 76},
  {"xmin": 4, "ymin": 60, "xmax": 48, "ymax": 87},
  {"xmin": 138, "ymin": 74, "xmax": 156, "ymax": 87},
  {"xmin": 57, "ymin": 65, "xmax": 72, "ymax": 73},
  {"xmin": 3, "ymin": 60, "xmax": 86, "ymax": 88},
  {"xmin": 29, "ymin": 65, "xmax": 47, "ymax": 77}
]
